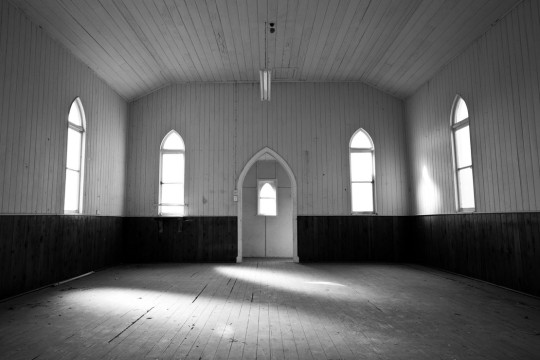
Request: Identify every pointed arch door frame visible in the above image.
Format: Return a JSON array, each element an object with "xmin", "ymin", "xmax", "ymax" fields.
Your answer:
[{"xmin": 236, "ymin": 147, "xmax": 299, "ymax": 263}]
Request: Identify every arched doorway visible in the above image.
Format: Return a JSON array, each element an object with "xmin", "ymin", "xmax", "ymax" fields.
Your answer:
[{"xmin": 236, "ymin": 147, "xmax": 298, "ymax": 263}]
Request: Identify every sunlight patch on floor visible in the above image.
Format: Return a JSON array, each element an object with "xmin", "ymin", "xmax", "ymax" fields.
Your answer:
[{"xmin": 214, "ymin": 265, "xmax": 369, "ymax": 299}]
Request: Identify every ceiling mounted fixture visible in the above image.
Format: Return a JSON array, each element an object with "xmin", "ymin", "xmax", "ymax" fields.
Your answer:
[
  {"xmin": 260, "ymin": 21, "xmax": 275, "ymax": 101},
  {"xmin": 260, "ymin": 69, "xmax": 271, "ymax": 101}
]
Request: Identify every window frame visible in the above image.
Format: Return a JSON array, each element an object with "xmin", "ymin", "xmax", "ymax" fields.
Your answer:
[
  {"xmin": 349, "ymin": 128, "xmax": 376, "ymax": 215},
  {"xmin": 257, "ymin": 179, "xmax": 277, "ymax": 216},
  {"xmin": 158, "ymin": 130, "xmax": 185, "ymax": 216},
  {"xmin": 451, "ymin": 95, "xmax": 476, "ymax": 212},
  {"xmin": 64, "ymin": 97, "xmax": 86, "ymax": 214}
]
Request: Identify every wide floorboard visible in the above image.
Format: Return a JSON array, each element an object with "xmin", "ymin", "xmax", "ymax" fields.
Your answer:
[{"xmin": 0, "ymin": 261, "xmax": 539, "ymax": 359}]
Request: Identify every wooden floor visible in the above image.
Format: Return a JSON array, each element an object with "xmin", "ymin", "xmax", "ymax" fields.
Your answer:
[{"xmin": 1, "ymin": 261, "xmax": 539, "ymax": 359}]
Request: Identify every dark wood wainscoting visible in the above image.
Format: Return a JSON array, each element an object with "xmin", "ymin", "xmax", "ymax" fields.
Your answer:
[
  {"xmin": 298, "ymin": 216, "xmax": 410, "ymax": 262},
  {"xmin": 3, "ymin": 213, "xmax": 538, "ymax": 299},
  {"xmin": 123, "ymin": 217, "xmax": 237, "ymax": 263},
  {"xmin": 0, "ymin": 215, "xmax": 123, "ymax": 299},
  {"xmin": 411, "ymin": 213, "xmax": 540, "ymax": 297}
]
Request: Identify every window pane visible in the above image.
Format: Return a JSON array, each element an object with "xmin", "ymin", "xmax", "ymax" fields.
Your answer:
[
  {"xmin": 66, "ymin": 128, "xmax": 82, "ymax": 170},
  {"xmin": 454, "ymin": 98, "xmax": 469, "ymax": 123},
  {"xmin": 160, "ymin": 205, "xmax": 184, "ymax": 216},
  {"xmin": 64, "ymin": 169, "xmax": 80, "ymax": 211},
  {"xmin": 455, "ymin": 125, "xmax": 472, "ymax": 168},
  {"xmin": 162, "ymin": 132, "xmax": 184, "ymax": 150},
  {"xmin": 260, "ymin": 182, "xmax": 276, "ymax": 199},
  {"xmin": 162, "ymin": 153, "xmax": 184, "ymax": 183},
  {"xmin": 351, "ymin": 182, "xmax": 373, "ymax": 212},
  {"xmin": 161, "ymin": 184, "xmax": 184, "ymax": 205},
  {"xmin": 350, "ymin": 152, "xmax": 373, "ymax": 182},
  {"xmin": 68, "ymin": 101, "xmax": 83, "ymax": 126},
  {"xmin": 259, "ymin": 198, "xmax": 277, "ymax": 216},
  {"xmin": 458, "ymin": 168, "xmax": 475, "ymax": 209},
  {"xmin": 351, "ymin": 131, "xmax": 373, "ymax": 149}
]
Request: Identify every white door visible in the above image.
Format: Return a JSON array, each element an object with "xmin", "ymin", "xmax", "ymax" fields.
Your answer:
[{"xmin": 242, "ymin": 160, "xmax": 292, "ymax": 258}]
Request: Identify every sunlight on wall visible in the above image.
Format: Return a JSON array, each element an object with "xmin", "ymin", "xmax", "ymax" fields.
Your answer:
[{"xmin": 417, "ymin": 165, "xmax": 440, "ymax": 214}]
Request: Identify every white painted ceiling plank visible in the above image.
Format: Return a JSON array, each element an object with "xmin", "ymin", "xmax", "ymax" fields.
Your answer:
[{"xmin": 7, "ymin": 0, "xmax": 523, "ymax": 100}]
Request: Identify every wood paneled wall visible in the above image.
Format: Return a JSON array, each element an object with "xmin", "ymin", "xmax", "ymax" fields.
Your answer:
[
  {"xmin": 298, "ymin": 216, "xmax": 408, "ymax": 262},
  {"xmin": 405, "ymin": 0, "xmax": 540, "ymax": 215},
  {"xmin": 0, "ymin": 0, "xmax": 128, "ymax": 216},
  {"xmin": 127, "ymin": 82, "xmax": 408, "ymax": 216},
  {"xmin": 0, "ymin": 215, "xmax": 123, "ymax": 299},
  {"xmin": 123, "ymin": 217, "xmax": 237, "ymax": 263},
  {"xmin": 411, "ymin": 213, "xmax": 540, "ymax": 297}
]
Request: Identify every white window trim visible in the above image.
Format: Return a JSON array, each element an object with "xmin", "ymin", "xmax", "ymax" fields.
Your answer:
[
  {"xmin": 451, "ymin": 96, "xmax": 475, "ymax": 213},
  {"xmin": 64, "ymin": 98, "xmax": 86, "ymax": 214},
  {"xmin": 257, "ymin": 179, "xmax": 277, "ymax": 216},
  {"xmin": 158, "ymin": 131, "xmax": 186, "ymax": 216},
  {"xmin": 349, "ymin": 128, "xmax": 376, "ymax": 215}
]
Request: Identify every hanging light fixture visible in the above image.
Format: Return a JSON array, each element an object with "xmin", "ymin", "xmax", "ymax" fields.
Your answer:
[
  {"xmin": 260, "ymin": 69, "xmax": 271, "ymax": 101},
  {"xmin": 260, "ymin": 21, "xmax": 275, "ymax": 101}
]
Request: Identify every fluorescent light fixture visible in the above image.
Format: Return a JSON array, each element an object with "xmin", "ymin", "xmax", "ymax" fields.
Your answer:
[{"xmin": 260, "ymin": 69, "xmax": 271, "ymax": 101}]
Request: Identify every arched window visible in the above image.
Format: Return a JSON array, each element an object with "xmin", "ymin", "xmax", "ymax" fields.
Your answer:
[
  {"xmin": 64, "ymin": 98, "xmax": 86, "ymax": 213},
  {"xmin": 451, "ymin": 96, "xmax": 475, "ymax": 211},
  {"xmin": 349, "ymin": 129, "xmax": 375, "ymax": 213},
  {"xmin": 258, "ymin": 180, "xmax": 277, "ymax": 216},
  {"xmin": 159, "ymin": 131, "xmax": 185, "ymax": 216}
]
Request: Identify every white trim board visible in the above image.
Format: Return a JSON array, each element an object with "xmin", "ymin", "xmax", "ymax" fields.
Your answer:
[{"xmin": 236, "ymin": 147, "xmax": 299, "ymax": 263}]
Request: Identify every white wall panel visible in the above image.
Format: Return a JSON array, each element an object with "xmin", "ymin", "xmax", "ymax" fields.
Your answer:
[
  {"xmin": 405, "ymin": 0, "xmax": 540, "ymax": 215},
  {"xmin": 0, "ymin": 0, "xmax": 128, "ymax": 215},
  {"xmin": 127, "ymin": 82, "xmax": 408, "ymax": 216}
]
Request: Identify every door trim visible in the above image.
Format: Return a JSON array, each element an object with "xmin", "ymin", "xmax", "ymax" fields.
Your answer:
[{"xmin": 236, "ymin": 147, "xmax": 298, "ymax": 263}]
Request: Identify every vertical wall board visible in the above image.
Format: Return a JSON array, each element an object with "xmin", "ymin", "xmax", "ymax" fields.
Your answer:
[
  {"xmin": 469, "ymin": 215, "xmax": 480, "ymax": 278},
  {"xmin": 23, "ymin": 215, "xmax": 41, "ymax": 292},
  {"xmin": 10, "ymin": 216, "xmax": 29, "ymax": 295},
  {"xmin": 122, "ymin": 217, "xmax": 237, "ymax": 263},
  {"xmin": 396, "ymin": 216, "xmax": 411, "ymax": 261},
  {"xmin": 60, "ymin": 216, "xmax": 75, "ymax": 278},
  {"xmin": 0, "ymin": 1, "xmax": 128, "ymax": 216},
  {"xmin": 518, "ymin": 213, "xmax": 535, "ymax": 292},
  {"xmin": 327, "ymin": 217, "xmax": 341, "ymax": 261},
  {"xmin": 184, "ymin": 219, "xmax": 198, "ymax": 261},
  {"xmin": 406, "ymin": 0, "xmax": 540, "ymax": 214},
  {"xmin": 203, "ymin": 217, "xmax": 212, "ymax": 260},
  {"xmin": 297, "ymin": 216, "xmax": 408, "ymax": 262},
  {"xmin": 221, "ymin": 217, "xmax": 233, "ymax": 259},
  {"xmin": 0, "ymin": 215, "xmax": 123, "ymax": 300},
  {"xmin": 341, "ymin": 216, "xmax": 352, "ymax": 260},
  {"xmin": 298, "ymin": 216, "xmax": 311, "ymax": 260},
  {"xmin": 0, "ymin": 217, "xmax": 14, "ymax": 294},
  {"xmin": 38, "ymin": 215, "xmax": 52, "ymax": 286},
  {"xmin": 358, "ymin": 216, "xmax": 369, "ymax": 260},
  {"xmin": 531, "ymin": 214, "xmax": 540, "ymax": 295},
  {"xmin": 127, "ymin": 82, "xmax": 408, "ymax": 216},
  {"xmin": 410, "ymin": 212, "xmax": 540, "ymax": 297}
]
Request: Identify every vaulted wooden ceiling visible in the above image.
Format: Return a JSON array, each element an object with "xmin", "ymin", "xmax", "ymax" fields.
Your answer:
[{"xmin": 9, "ymin": 0, "xmax": 521, "ymax": 100}]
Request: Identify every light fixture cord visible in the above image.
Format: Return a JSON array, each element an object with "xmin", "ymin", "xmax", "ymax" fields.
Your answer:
[
  {"xmin": 264, "ymin": 22, "xmax": 268, "ymax": 69},
  {"xmin": 265, "ymin": 0, "xmax": 268, "ymax": 69}
]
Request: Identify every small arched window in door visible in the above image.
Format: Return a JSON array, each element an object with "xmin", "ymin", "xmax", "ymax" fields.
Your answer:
[{"xmin": 258, "ymin": 180, "xmax": 277, "ymax": 216}]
